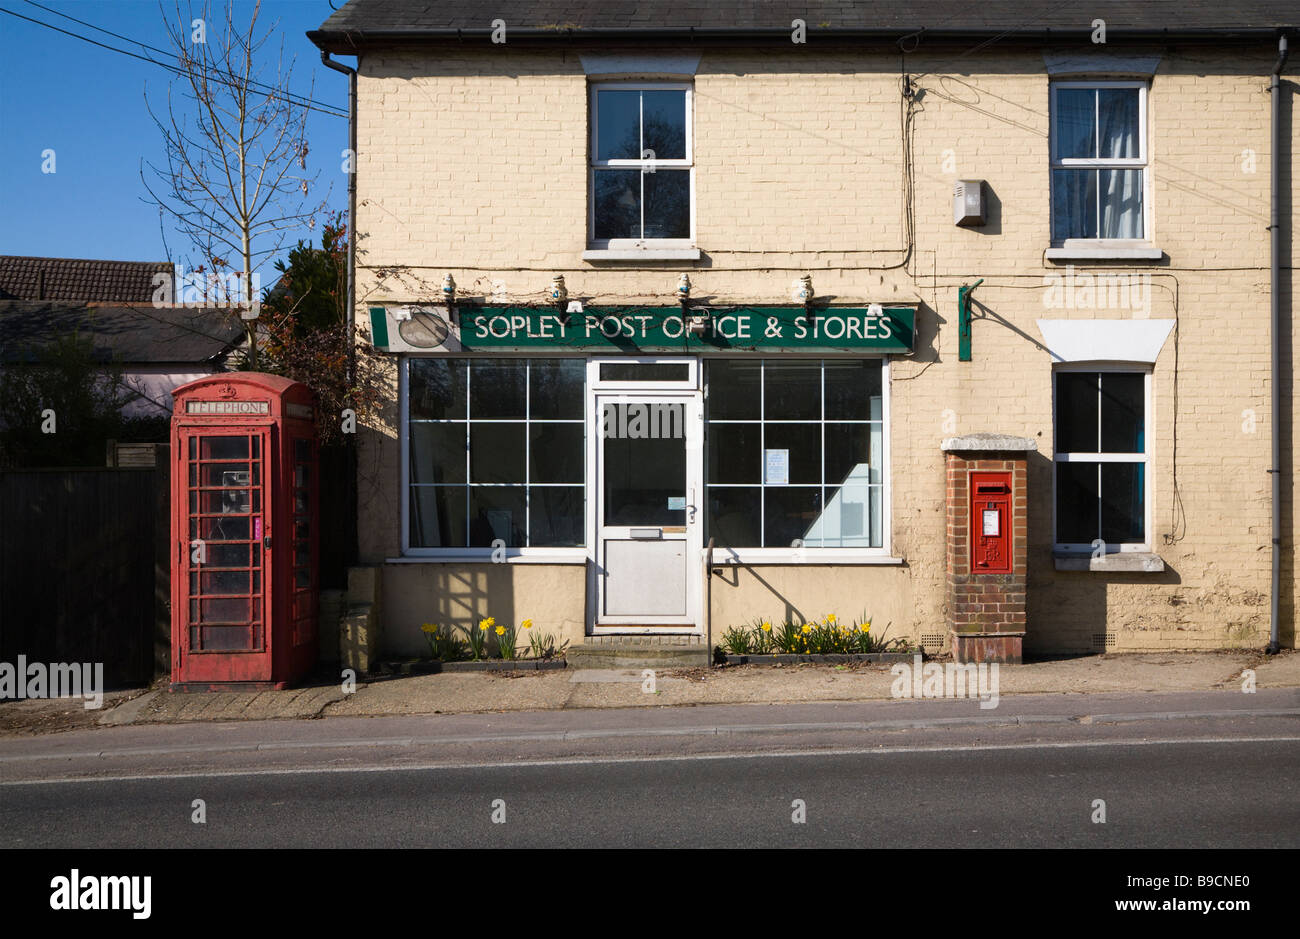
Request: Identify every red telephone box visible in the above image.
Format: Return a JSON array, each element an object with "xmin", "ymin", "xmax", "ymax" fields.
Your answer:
[
  {"xmin": 971, "ymin": 472, "xmax": 1012, "ymax": 574},
  {"xmin": 169, "ymin": 374, "xmax": 320, "ymax": 690}
]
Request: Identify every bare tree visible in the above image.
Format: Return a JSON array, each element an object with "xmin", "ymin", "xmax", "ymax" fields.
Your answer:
[{"xmin": 141, "ymin": 0, "xmax": 326, "ymax": 368}]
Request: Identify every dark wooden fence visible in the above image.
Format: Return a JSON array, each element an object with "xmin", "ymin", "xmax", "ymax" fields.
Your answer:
[
  {"xmin": 0, "ymin": 465, "xmax": 168, "ymax": 688},
  {"xmin": 318, "ymin": 443, "xmax": 356, "ymax": 589},
  {"xmin": 1, "ymin": 442, "xmax": 354, "ymax": 689}
]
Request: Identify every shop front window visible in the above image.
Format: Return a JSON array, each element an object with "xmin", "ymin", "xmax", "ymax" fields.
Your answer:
[
  {"xmin": 407, "ymin": 358, "xmax": 586, "ymax": 549},
  {"xmin": 704, "ymin": 359, "xmax": 885, "ymax": 549}
]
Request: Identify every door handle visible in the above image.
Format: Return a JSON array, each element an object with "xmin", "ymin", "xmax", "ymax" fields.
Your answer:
[{"xmin": 264, "ymin": 535, "xmax": 272, "ymax": 550}]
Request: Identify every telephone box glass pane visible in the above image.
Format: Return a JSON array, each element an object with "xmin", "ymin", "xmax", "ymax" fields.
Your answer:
[{"xmin": 201, "ymin": 437, "xmax": 249, "ymax": 460}]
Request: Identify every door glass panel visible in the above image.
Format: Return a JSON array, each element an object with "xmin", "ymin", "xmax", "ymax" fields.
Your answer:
[{"xmin": 603, "ymin": 401, "xmax": 686, "ymax": 526}]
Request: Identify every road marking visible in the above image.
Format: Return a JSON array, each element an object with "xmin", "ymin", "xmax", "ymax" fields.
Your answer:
[
  {"xmin": 3, "ymin": 708, "xmax": 1296, "ymax": 764},
  {"xmin": 2, "ymin": 734, "xmax": 1298, "ymax": 786}
]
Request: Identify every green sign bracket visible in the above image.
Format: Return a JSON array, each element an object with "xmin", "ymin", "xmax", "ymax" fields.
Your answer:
[{"xmin": 957, "ymin": 279, "xmax": 983, "ymax": 362}]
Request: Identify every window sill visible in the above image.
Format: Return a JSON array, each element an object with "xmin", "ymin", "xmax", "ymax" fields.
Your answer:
[
  {"xmin": 1053, "ymin": 551, "xmax": 1164, "ymax": 572},
  {"xmin": 709, "ymin": 550, "xmax": 905, "ymax": 566},
  {"xmin": 1045, "ymin": 245, "xmax": 1163, "ymax": 261},
  {"xmin": 388, "ymin": 553, "xmax": 588, "ymax": 565},
  {"xmin": 582, "ymin": 247, "xmax": 702, "ymax": 261}
]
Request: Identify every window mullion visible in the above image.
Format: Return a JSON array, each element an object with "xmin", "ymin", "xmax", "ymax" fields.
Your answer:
[
  {"xmin": 524, "ymin": 360, "xmax": 531, "ymax": 548},
  {"xmin": 759, "ymin": 361, "xmax": 766, "ymax": 547},
  {"xmin": 465, "ymin": 363, "xmax": 472, "ymax": 547}
]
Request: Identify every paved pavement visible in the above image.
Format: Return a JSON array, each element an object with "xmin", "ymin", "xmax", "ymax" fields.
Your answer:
[{"xmin": 0, "ymin": 650, "xmax": 1296, "ymax": 734}]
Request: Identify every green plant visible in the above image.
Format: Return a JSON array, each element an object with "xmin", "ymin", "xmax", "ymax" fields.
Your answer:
[
  {"xmin": 525, "ymin": 623, "xmax": 569, "ymax": 660},
  {"xmin": 848, "ymin": 618, "xmax": 910, "ymax": 654},
  {"xmin": 720, "ymin": 626, "xmax": 753, "ymax": 655},
  {"xmin": 494, "ymin": 620, "xmax": 520, "ymax": 660},
  {"xmin": 467, "ymin": 617, "xmax": 492, "ymax": 661},
  {"xmin": 773, "ymin": 620, "xmax": 803, "ymax": 654},
  {"xmin": 419, "ymin": 623, "xmax": 468, "ymax": 662}
]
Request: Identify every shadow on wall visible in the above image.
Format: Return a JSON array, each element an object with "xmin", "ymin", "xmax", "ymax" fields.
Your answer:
[
  {"xmin": 1024, "ymin": 450, "xmax": 1190, "ymax": 652},
  {"xmin": 385, "ymin": 565, "xmax": 518, "ymax": 659}
]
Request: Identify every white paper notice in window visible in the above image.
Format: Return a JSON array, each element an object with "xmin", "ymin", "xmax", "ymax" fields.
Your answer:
[
  {"xmin": 765, "ymin": 449, "xmax": 789, "ymax": 486},
  {"xmin": 983, "ymin": 509, "xmax": 1000, "ymax": 537}
]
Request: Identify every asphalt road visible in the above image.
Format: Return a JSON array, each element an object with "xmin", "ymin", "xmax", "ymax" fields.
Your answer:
[
  {"xmin": 3, "ymin": 738, "xmax": 1299, "ymax": 848},
  {"xmin": 1, "ymin": 690, "xmax": 1297, "ymax": 848}
]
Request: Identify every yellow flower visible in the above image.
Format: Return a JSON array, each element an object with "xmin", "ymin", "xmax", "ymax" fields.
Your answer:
[
  {"xmin": 860, "ymin": 623, "xmax": 870, "ymax": 632},
  {"xmin": 827, "ymin": 614, "xmax": 837, "ymax": 625},
  {"xmin": 420, "ymin": 623, "xmax": 438, "ymax": 634},
  {"xmin": 479, "ymin": 616, "xmax": 493, "ymax": 632},
  {"xmin": 802, "ymin": 623, "xmax": 812, "ymax": 634},
  {"xmin": 495, "ymin": 625, "xmax": 506, "ymax": 636},
  {"xmin": 761, "ymin": 622, "xmax": 772, "ymax": 633},
  {"xmin": 522, "ymin": 619, "xmax": 534, "ymax": 629}
]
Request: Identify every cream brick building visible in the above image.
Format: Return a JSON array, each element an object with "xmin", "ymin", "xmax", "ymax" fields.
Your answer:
[{"xmin": 310, "ymin": 1, "xmax": 1299, "ymax": 663}]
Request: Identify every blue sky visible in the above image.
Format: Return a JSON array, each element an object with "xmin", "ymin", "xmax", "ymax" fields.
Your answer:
[{"xmin": 0, "ymin": 0, "xmax": 350, "ymax": 277}]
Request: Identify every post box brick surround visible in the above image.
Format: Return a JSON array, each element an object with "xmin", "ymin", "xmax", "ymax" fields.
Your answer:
[{"xmin": 942, "ymin": 434, "xmax": 1038, "ymax": 664}]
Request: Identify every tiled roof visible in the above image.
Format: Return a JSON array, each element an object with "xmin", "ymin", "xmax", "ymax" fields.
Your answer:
[
  {"xmin": 0, "ymin": 301, "xmax": 246, "ymax": 365},
  {"xmin": 311, "ymin": 0, "xmax": 1299, "ymax": 49},
  {"xmin": 0, "ymin": 256, "xmax": 173, "ymax": 304}
]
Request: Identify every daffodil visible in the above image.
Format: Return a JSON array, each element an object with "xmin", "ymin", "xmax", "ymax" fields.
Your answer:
[
  {"xmin": 479, "ymin": 617, "xmax": 493, "ymax": 632},
  {"xmin": 827, "ymin": 614, "xmax": 837, "ymax": 625},
  {"xmin": 802, "ymin": 623, "xmax": 812, "ymax": 634},
  {"xmin": 421, "ymin": 623, "xmax": 438, "ymax": 634},
  {"xmin": 495, "ymin": 625, "xmax": 506, "ymax": 636},
  {"xmin": 522, "ymin": 619, "xmax": 534, "ymax": 629},
  {"xmin": 761, "ymin": 622, "xmax": 772, "ymax": 633}
]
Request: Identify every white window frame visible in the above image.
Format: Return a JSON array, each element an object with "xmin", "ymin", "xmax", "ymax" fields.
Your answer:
[
  {"xmin": 1048, "ymin": 80, "xmax": 1152, "ymax": 251},
  {"xmin": 589, "ymin": 355, "xmax": 698, "ymax": 391},
  {"xmin": 588, "ymin": 82, "xmax": 695, "ymax": 251},
  {"xmin": 1052, "ymin": 363, "xmax": 1153, "ymax": 553},
  {"xmin": 700, "ymin": 356, "xmax": 895, "ymax": 564},
  {"xmin": 397, "ymin": 355, "xmax": 589, "ymax": 563}
]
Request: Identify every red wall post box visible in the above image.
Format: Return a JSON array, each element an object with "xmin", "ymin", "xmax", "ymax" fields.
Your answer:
[
  {"xmin": 169, "ymin": 374, "xmax": 320, "ymax": 690},
  {"xmin": 971, "ymin": 472, "xmax": 1012, "ymax": 575}
]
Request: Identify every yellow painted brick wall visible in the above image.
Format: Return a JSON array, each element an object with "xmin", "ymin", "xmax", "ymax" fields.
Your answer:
[{"xmin": 351, "ymin": 41, "xmax": 1294, "ymax": 653}]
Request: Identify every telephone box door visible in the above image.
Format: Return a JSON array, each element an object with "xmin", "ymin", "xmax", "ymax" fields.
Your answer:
[{"xmin": 176, "ymin": 428, "xmax": 273, "ymax": 682}]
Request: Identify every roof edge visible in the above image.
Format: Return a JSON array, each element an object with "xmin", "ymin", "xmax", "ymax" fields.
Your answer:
[{"xmin": 308, "ymin": 24, "xmax": 1294, "ymax": 53}]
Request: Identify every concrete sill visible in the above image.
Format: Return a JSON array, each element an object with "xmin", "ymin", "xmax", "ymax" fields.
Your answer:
[
  {"xmin": 386, "ymin": 555, "xmax": 588, "ymax": 565},
  {"xmin": 1045, "ymin": 245, "xmax": 1163, "ymax": 261},
  {"xmin": 582, "ymin": 247, "xmax": 702, "ymax": 261},
  {"xmin": 709, "ymin": 553, "xmax": 906, "ymax": 566},
  {"xmin": 1054, "ymin": 552, "xmax": 1165, "ymax": 572}
]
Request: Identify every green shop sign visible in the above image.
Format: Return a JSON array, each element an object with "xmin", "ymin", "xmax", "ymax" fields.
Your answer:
[{"xmin": 371, "ymin": 305, "xmax": 916, "ymax": 354}]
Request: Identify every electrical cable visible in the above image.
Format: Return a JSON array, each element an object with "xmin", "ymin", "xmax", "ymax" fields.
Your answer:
[{"xmin": 0, "ymin": 4, "xmax": 346, "ymax": 118}]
